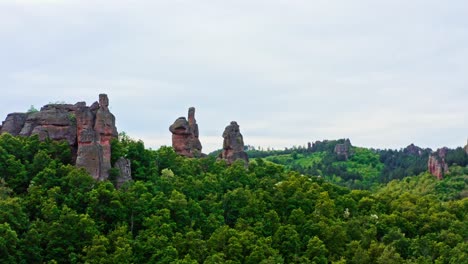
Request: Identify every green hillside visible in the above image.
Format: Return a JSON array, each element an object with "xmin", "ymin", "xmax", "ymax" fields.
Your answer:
[
  {"xmin": 246, "ymin": 139, "xmax": 467, "ymax": 192},
  {"xmin": 0, "ymin": 133, "xmax": 467, "ymax": 263}
]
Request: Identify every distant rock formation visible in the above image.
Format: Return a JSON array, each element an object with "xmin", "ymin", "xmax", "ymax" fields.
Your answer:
[
  {"xmin": 219, "ymin": 121, "xmax": 249, "ymax": 165},
  {"xmin": 113, "ymin": 157, "xmax": 132, "ymax": 189},
  {"xmin": 0, "ymin": 94, "xmax": 120, "ymax": 181},
  {"xmin": 404, "ymin": 143, "xmax": 423, "ymax": 156},
  {"xmin": 169, "ymin": 107, "xmax": 203, "ymax": 157},
  {"xmin": 334, "ymin": 139, "xmax": 352, "ymax": 160},
  {"xmin": 465, "ymin": 139, "xmax": 468, "ymax": 154},
  {"xmin": 428, "ymin": 148, "xmax": 449, "ymax": 180}
]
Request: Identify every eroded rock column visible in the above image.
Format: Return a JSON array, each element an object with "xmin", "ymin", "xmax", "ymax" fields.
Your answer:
[
  {"xmin": 169, "ymin": 107, "xmax": 203, "ymax": 157},
  {"xmin": 219, "ymin": 121, "xmax": 249, "ymax": 165}
]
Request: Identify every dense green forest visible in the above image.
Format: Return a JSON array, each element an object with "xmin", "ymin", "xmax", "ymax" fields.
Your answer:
[
  {"xmin": 0, "ymin": 133, "xmax": 467, "ymax": 263},
  {"xmin": 238, "ymin": 140, "xmax": 468, "ymax": 191}
]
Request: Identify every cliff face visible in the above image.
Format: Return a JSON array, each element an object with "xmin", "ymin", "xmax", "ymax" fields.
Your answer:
[
  {"xmin": 428, "ymin": 148, "xmax": 449, "ymax": 180},
  {"xmin": 169, "ymin": 107, "xmax": 203, "ymax": 157},
  {"xmin": 219, "ymin": 121, "xmax": 249, "ymax": 165},
  {"xmin": 0, "ymin": 94, "xmax": 118, "ymax": 181}
]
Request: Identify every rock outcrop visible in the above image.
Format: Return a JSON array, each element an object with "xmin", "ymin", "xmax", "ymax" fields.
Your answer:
[
  {"xmin": 75, "ymin": 94, "xmax": 118, "ymax": 181},
  {"xmin": 169, "ymin": 107, "xmax": 203, "ymax": 157},
  {"xmin": 0, "ymin": 94, "xmax": 119, "ymax": 181},
  {"xmin": 20, "ymin": 104, "xmax": 80, "ymax": 146},
  {"xmin": 0, "ymin": 113, "xmax": 27, "ymax": 136},
  {"xmin": 219, "ymin": 121, "xmax": 249, "ymax": 165},
  {"xmin": 465, "ymin": 139, "xmax": 468, "ymax": 154},
  {"xmin": 113, "ymin": 157, "xmax": 132, "ymax": 189},
  {"xmin": 404, "ymin": 143, "xmax": 424, "ymax": 156},
  {"xmin": 428, "ymin": 148, "xmax": 449, "ymax": 180},
  {"xmin": 334, "ymin": 139, "xmax": 352, "ymax": 160}
]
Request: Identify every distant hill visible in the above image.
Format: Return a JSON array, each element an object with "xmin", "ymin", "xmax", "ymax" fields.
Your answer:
[{"xmin": 211, "ymin": 139, "xmax": 468, "ymax": 190}]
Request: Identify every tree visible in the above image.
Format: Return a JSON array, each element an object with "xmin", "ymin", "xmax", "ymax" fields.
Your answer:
[
  {"xmin": 272, "ymin": 225, "xmax": 301, "ymax": 262},
  {"xmin": 305, "ymin": 236, "xmax": 328, "ymax": 264},
  {"xmin": 0, "ymin": 223, "xmax": 19, "ymax": 263}
]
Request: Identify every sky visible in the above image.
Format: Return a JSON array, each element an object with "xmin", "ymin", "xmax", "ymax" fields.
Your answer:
[{"xmin": 1, "ymin": 0, "xmax": 467, "ymax": 153}]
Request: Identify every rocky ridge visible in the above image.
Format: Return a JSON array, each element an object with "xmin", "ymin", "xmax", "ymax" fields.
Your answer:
[{"xmin": 0, "ymin": 94, "xmax": 122, "ymax": 181}]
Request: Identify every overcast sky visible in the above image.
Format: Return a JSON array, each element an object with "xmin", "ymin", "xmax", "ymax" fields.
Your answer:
[{"xmin": 1, "ymin": 0, "xmax": 467, "ymax": 152}]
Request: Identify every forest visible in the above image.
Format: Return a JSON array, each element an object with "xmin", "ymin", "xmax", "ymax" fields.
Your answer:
[{"xmin": 0, "ymin": 133, "xmax": 467, "ymax": 263}]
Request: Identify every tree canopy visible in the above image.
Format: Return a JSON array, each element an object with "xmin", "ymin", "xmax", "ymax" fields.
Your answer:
[{"xmin": 0, "ymin": 133, "xmax": 466, "ymax": 263}]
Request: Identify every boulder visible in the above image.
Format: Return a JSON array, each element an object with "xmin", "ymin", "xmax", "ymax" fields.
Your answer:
[
  {"xmin": 0, "ymin": 113, "xmax": 27, "ymax": 135},
  {"xmin": 169, "ymin": 107, "xmax": 203, "ymax": 157},
  {"xmin": 219, "ymin": 121, "xmax": 249, "ymax": 165}
]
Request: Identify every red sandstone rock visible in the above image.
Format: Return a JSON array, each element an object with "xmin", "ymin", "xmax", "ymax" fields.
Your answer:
[
  {"xmin": 0, "ymin": 94, "xmax": 119, "ymax": 181},
  {"xmin": 0, "ymin": 113, "xmax": 27, "ymax": 135},
  {"xmin": 75, "ymin": 94, "xmax": 118, "ymax": 180},
  {"xmin": 20, "ymin": 106, "xmax": 78, "ymax": 146},
  {"xmin": 428, "ymin": 148, "xmax": 449, "ymax": 180},
  {"xmin": 169, "ymin": 107, "xmax": 203, "ymax": 157},
  {"xmin": 219, "ymin": 121, "xmax": 249, "ymax": 165}
]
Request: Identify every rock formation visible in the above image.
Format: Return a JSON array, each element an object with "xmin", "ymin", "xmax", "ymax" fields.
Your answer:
[
  {"xmin": 465, "ymin": 139, "xmax": 468, "ymax": 154},
  {"xmin": 113, "ymin": 157, "xmax": 132, "ymax": 189},
  {"xmin": 74, "ymin": 94, "xmax": 118, "ymax": 181},
  {"xmin": 219, "ymin": 121, "xmax": 249, "ymax": 165},
  {"xmin": 334, "ymin": 139, "xmax": 352, "ymax": 160},
  {"xmin": 404, "ymin": 143, "xmax": 424, "ymax": 156},
  {"xmin": 0, "ymin": 94, "xmax": 119, "ymax": 181},
  {"xmin": 0, "ymin": 113, "xmax": 27, "ymax": 136},
  {"xmin": 428, "ymin": 148, "xmax": 449, "ymax": 180},
  {"xmin": 169, "ymin": 107, "xmax": 203, "ymax": 157}
]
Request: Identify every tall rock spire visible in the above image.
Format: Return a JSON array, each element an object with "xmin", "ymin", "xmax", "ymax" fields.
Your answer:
[
  {"xmin": 219, "ymin": 121, "xmax": 249, "ymax": 165},
  {"xmin": 428, "ymin": 148, "xmax": 449, "ymax": 180},
  {"xmin": 76, "ymin": 94, "xmax": 118, "ymax": 180},
  {"xmin": 169, "ymin": 107, "xmax": 203, "ymax": 157}
]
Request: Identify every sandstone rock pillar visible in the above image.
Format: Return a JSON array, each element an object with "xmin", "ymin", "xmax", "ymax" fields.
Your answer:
[
  {"xmin": 219, "ymin": 121, "xmax": 249, "ymax": 165},
  {"xmin": 169, "ymin": 107, "xmax": 203, "ymax": 157}
]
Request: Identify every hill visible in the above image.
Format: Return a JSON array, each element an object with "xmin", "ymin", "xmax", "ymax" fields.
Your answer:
[
  {"xmin": 0, "ymin": 133, "xmax": 467, "ymax": 263},
  {"xmin": 234, "ymin": 139, "xmax": 467, "ymax": 191}
]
